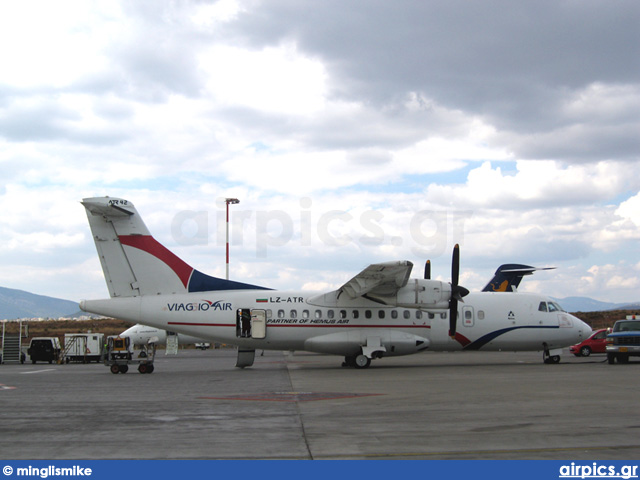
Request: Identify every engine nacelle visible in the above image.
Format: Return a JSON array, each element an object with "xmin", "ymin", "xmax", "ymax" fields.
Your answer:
[{"xmin": 395, "ymin": 279, "xmax": 451, "ymax": 310}]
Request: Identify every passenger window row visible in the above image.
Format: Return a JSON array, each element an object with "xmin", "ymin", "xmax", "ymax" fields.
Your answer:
[{"xmin": 270, "ymin": 309, "xmax": 447, "ymax": 320}]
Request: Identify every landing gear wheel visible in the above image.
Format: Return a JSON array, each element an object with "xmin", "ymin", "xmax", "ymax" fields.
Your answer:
[
  {"xmin": 579, "ymin": 346, "xmax": 592, "ymax": 357},
  {"xmin": 110, "ymin": 364, "xmax": 120, "ymax": 374},
  {"xmin": 542, "ymin": 344, "xmax": 561, "ymax": 364},
  {"xmin": 354, "ymin": 355, "xmax": 371, "ymax": 369},
  {"xmin": 119, "ymin": 364, "xmax": 129, "ymax": 374}
]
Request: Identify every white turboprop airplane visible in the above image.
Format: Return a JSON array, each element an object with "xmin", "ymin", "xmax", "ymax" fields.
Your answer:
[
  {"xmin": 120, "ymin": 264, "xmax": 548, "ymax": 350},
  {"xmin": 79, "ymin": 196, "xmax": 591, "ymax": 369}
]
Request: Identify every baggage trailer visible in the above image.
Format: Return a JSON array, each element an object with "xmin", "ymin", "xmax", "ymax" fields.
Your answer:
[{"xmin": 104, "ymin": 335, "xmax": 156, "ymax": 374}]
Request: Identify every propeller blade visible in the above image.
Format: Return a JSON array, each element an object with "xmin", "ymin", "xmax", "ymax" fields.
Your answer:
[
  {"xmin": 451, "ymin": 244, "xmax": 460, "ymax": 286},
  {"xmin": 449, "ymin": 299, "xmax": 458, "ymax": 338},
  {"xmin": 448, "ymin": 244, "xmax": 468, "ymax": 338},
  {"xmin": 424, "ymin": 260, "xmax": 431, "ymax": 280}
]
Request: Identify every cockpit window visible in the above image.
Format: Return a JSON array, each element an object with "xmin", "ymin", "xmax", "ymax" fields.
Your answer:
[
  {"xmin": 548, "ymin": 302, "xmax": 565, "ymax": 312},
  {"xmin": 539, "ymin": 301, "xmax": 565, "ymax": 313}
]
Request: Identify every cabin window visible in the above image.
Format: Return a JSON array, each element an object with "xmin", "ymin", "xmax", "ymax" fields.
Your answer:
[
  {"xmin": 315, "ymin": 310, "xmax": 322, "ymax": 319},
  {"xmin": 538, "ymin": 302, "xmax": 548, "ymax": 312},
  {"xmin": 428, "ymin": 313, "xmax": 434, "ymax": 319},
  {"xmin": 365, "ymin": 310, "xmax": 372, "ymax": 319},
  {"xmin": 403, "ymin": 310, "xmax": 411, "ymax": 319},
  {"xmin": 328, "ymin": 309, "xmax": 335, "ymax": 319},
  {"xmin": 465, "ymin": 310, "xmax": 473, "ymax": 320},
  {"xmin": 266, "ymin": 309, "xmax": 272, "ymax": 318},
  {"xmin": 391, "ymin": 310, "xmax": 398, "ymax": 319},
  {"xmin": 340, "ymin": 310, "xmax": 347, "ymax": 319},
  {"xmin": 352, "ymin": 310, "xmax": 360, "ymax": 319},
  {"xmin": 416, "ymin": 311, "xmax": 423, "ymax": 319},
  {"xmin": 378, "ymin": 310, "xmax": 385, "ymax": 319},
  {"xmin": 290, "ymin": 310, "xmax": 297, "ymax": 318},
  {"xmin": 302, "ymin": 310, "xmax": 309, "ymax": 319},
  {"xmin": 478, "ymin": 310, "xmax": 485, "ymax": 320},
  {"xmin": 278, "ymin": 309, "xmax": 285, "ymax": 318}
]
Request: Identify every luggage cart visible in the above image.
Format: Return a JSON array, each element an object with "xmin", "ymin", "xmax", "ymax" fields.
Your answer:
[{"xmin": 104, "ymin": 335, "xmax": 157, "ymax": 374}]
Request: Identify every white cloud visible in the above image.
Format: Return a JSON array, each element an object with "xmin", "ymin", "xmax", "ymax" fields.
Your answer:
[
  {"xmin": 0, "ymin": 1, "xmax": 118, "ymax": 88},
  {"xmin": 425, "ymin": 160, "xmax": 634, "ymax": 210},
  {"xmin": 616, "ymin": 193, "xmax": 640, "ymax": 227},
  {"xmin": 200, "ymin": 43, "xmax": 328, "ymax": 115}
]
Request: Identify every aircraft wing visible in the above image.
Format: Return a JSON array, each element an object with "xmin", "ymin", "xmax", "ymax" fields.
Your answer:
[{"xmin": 339, "ymin": 261, "xmax": 414, "ymax": 299}]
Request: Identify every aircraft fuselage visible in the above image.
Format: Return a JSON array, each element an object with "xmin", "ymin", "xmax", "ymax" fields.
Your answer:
[{"xmin": 81, "ymin": 290, "xmax": 588, "ymax": 356}]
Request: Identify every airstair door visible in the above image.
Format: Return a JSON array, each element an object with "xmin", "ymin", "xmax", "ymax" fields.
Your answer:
[{"xmin": 251, "ymin": 310, "xmax": 267, "ymax": 339}]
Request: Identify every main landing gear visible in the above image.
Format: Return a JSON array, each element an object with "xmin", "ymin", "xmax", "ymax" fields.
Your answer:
[{"xmin": 342, "ymin": 354, "xmax": 372, "ymax": 369}]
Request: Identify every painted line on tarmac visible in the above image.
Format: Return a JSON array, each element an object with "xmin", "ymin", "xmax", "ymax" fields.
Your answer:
[{"xmin": 21, "ymin": 368, "xmax": 56, "ymax": 374}]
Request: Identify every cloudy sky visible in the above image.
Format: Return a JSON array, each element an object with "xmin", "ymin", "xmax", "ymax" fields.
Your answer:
[{"xmin": 1, "ymin": 0, "xmax": 639, "ymax": 305}]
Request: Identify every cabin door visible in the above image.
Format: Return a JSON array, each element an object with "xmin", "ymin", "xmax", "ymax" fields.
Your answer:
[{"xmin": 236, "ymin": 308, "xmax": 267, "ymax": 339}]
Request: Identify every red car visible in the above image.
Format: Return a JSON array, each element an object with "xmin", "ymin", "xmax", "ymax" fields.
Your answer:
[{"xmin": 570, "ymin": 328, "xmax": 608, "ymax": 357}]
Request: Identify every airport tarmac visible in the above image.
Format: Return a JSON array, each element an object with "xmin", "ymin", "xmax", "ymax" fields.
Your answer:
[{"xmin": 0, "ymin": 349, "xmax": 638, "ymax": 460}]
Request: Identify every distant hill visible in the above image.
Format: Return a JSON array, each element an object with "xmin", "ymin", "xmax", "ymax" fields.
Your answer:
[
  {"xmin": 0, "ymin": 286, "xmax": 79, "ymax": 320},
  {"xmin": 572, "ymin": 310, "xmax": 640, "ymax": 330}
]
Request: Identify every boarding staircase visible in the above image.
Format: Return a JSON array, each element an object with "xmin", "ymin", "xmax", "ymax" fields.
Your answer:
[{"xmin": 1, "ymin": 321, "xmax": 27, "ymax": 364}]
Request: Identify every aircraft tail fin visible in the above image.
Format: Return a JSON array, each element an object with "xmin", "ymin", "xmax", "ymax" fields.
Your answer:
[
  {"xmin": 482, "ymin": 264, "xmax": 556, "ymax": 292},
  {"xmin": 82, "ymin": 196, "xmax": 268, "ymax": 297}
]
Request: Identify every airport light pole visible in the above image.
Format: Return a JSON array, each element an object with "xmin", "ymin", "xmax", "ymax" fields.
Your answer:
[{"xmin": 225, "ymin": 198, "xmax": 240, "ymax": 279}]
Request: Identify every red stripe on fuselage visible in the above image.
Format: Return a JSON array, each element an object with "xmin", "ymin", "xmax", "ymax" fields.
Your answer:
[
  {"xmin": 452, "ymin": 332, "xmax": 471, "ymax": 347},
  {"xmin": 168, "ymin": 322, "xmax": 430, "ymax": 329},
  {"xmin": 119, "ymin": 235, "xmax": 194, "ymax": 288},
  {"xmin": 169, "ymin": 322, "xmax": 233, "ymax": 327}
]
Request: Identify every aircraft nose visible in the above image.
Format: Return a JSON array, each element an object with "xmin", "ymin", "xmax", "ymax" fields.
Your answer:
[{"xmin": 573, "ymin": 315, "xmax": 592, "ymax": 339}]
